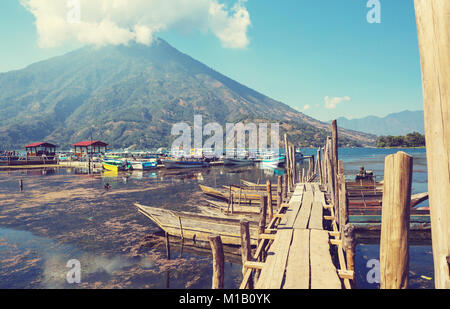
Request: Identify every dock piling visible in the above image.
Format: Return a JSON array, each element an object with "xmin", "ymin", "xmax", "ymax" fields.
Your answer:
[
  {"xmin": 165, "ymin": 232, "xmax": 171, "ymax": 260},
  {"xmin": 414, "ymin": 0, "xmax": 450, "ymax": 289},
  {"xmin": 240, "ymin": 220, "xmax": 254, "ymax": 289},
  {"xmin": 267, "ymin": 180, "xmax": 273, "ymax": 222},
  {"xmin": 380, "ymin": 151, "xmax": 413, "ymax": 289},
  {"xmin": 209, "ymin": 235, "xmax": 225, "ymax": 289}
]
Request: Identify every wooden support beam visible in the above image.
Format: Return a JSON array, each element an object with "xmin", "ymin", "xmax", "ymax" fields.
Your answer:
[
  {"xmin": 277, "ymin": 176, "xmax": 282, "ymax": 211},
  {"xmin": 343, "ymin": 223, "xmax": 356, "ymax": 287},
  {"xmin": 330, "ymin": 239, "xmax": 342, "ymax": 246},
  {"xmin": 380, "ymin": 151, "xmax": 413, "ymax": 289},
  {"xmin": 338, "ymin": 269, "xmax": 355, "ymax": 280},
  {"xmin": 209, "ymin": 235, "xmax": 225, "ymax": 289},
  {"xmin": 259, "ymin": 233, "xmax": 276, "ymax": 241},
  {"xmin": 267, "ymin": 180, "xmax": 273, "ymax": 222},
  {"xmin": 259, "ymin": 195, "xmax": 268, "ymax": 262},
  {"xmin": 414, "ymin": 0, "xmax": 450, "ymax": 289},
  {"xmin": 331, "ymin": 120, "xmax": 340, "ymax": 224},
  {"xmin": 240, "ymin": 219, "xmax": 253, "ymax": 289},
  {"xmin": 244, "ymin": 261, "xmax": 265, "ymax": 270},
  {"xmin": 165, "ymin": 232, "xmax": 171, "ymax": 260},
  {"xmin": 337, "ymin": 160, "xmax": 348, "ymax": 237}
]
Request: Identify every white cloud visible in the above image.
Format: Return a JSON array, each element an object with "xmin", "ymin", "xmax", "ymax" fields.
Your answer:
[
  {"xmin": 20, "ymin": 0, "xmax": 251, "ymax": 48},
  {"xmin": 303, "ymin": 104, "xmax": 311, "ymax": 110},
  {"xmin": 324, "ymin": 96, "xmax": 350, "ymax": 109}
]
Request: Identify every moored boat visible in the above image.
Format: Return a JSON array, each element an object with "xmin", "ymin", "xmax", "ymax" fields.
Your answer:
[
  {"xmin": 223, "ymin": 157, "xmax": 255, "ymax": 166},
  {"xmin": 102, "ymin": 159, "xmax": 131, "ymax": 172},
  {"xmin": 260, "ymin": 155, "xmax": 285, "ymax": 167},
  {"xmin": 162, "ymin": 159, "xmax": 210, "ymax": 169},
  {"xmin": 130, "ymin": 160, "xmax": 158, "ymax": 170}
]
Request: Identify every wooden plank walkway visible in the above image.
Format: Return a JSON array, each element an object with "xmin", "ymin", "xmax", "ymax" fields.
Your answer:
[{"xmin": 255, "ymin": 183, "xmax": 343, "ymax": 289}]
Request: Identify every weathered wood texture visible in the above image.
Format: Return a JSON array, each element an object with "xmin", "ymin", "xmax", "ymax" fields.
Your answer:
[
  {"xmin": 380, "ymin": 152, "xmax": 413, "ymax": 289},
  {"xmin": 331, "ymin": 120, "xmax": 339, "ymax": 222},
  {"xmin": 310, "ymin": 229, "xmax": 342, "ymax": 289},
  {"xmin": 209, "ymin": 235, "xmax": 225, "ymax": 289},
  {"xmin": 254, "ymin": 183, "xmax": 342, "ymax": 289},
  {"xmin": 414, "ymin": 0, "xmax": 450, "ymax": 289}
]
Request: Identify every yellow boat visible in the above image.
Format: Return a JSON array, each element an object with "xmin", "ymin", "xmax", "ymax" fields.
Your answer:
[{"xmin": 102, "ymin": 159, "xmax": 131, "ymax": 172}]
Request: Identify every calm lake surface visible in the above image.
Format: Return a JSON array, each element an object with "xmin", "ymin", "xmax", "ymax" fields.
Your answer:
[{"xmin": 0, "ymin": 148, "xmax": 433, "ymax": 289}]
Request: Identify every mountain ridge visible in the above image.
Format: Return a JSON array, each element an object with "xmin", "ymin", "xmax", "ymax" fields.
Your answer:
[
  {"xmin": 0, "ymin": 38, "xmax": 375, "ymax": 149},
  {"xmin": 333, "ymin": 110, "xmax": 424, "ymax": 136}
]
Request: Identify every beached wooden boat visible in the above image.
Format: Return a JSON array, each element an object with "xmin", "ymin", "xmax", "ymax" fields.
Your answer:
[
  {"xmin": 199, "ymin": 185, "xmax": 277, "ymax": 204},
  {"xmin": 135, "ymin": 203, "xmax": 259, "ymax": 246},
  {"xmin": 241, "ymin": 179, "xmax": 260, "ymax": 187},
  {"xmin": 206, "ymin": 200, "xmax": 261, "ymax": 214},
  {"xmin": 224, "ymin": 184, "xmax": 278, "ymax": 192}
]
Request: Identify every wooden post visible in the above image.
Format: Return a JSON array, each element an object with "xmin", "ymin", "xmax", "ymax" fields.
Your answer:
[
  {"xmin": 259, "ymin": 195, "xmax": 268, "ymax": 263},
  {"xmin": 209, "ymin": 235, "xmax": 225, "ymax": 289},
  {"xmin": 266, "ymin": 180, "xmax": 273, "ymax": 222},
  {"xmin": 277, "ymin": 175, "xmax": 282, "ymax": 209},
  {"xmin": 19, "ymin": 179, "xmax": 23, "ymax": 191},
  {"xmin": 322, "ymin": 145, "xmax": 327, "ymax": 188},
  {"xmin": 284, "ymin": 134, "xmax": 291, "ymax": 192},
  {"xmin": 283, "ymin": 173, "xmax": 288, "ymax": 199},
  {"xmin": 414, "ymin": 0, "xmax": 450, "ymax": 289},
  {"xmin": 240, "ymin": 220, "xmax": 253, "ymax": 289},
  {"xmin": 331, "ymin": 120, "xmax": 339, "ymax": 224},
  {"xmin": 343, "ymin": 224, "xmax": 356, "ymax": 287},
  {"xmin": 380, "ymin": 151, "xmax": 413, "ymax": 289},
  {"xmin": 259, "ymin": 195, "xmax": 267, "ymax": 237},
  {"xmin": 165, "ymin": 232, "xmax": 171, "ymax": 260},
  {"xmin": 338, "ymin": 160, "xmax": 348, "ymax": 236},
  {"xmin": 291, "ymin": 145, "xmax": 296, "ymax": 185},
  {"xmin": 317, "ymin": 148, "xmax": 323, "ymax": 186}
]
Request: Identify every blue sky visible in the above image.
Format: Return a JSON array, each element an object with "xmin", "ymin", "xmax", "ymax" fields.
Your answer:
[{"xmin": 0, "ymin": 0, "xmax": 423, "ymax": 122}]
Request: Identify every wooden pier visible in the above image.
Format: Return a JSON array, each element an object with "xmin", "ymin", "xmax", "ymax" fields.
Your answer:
[
  {"xmin": 237, "ymin": 133, "xmax": 353, "ymax": 290},
  {"xmin": 254, "ymin": 182, "xmax": 347, "ymax": 289}
]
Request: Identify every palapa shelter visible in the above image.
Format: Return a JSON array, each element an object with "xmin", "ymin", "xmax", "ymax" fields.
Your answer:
[
  {"xmin": 25, "ymin": 142, "xmax": 57, "ymax": 157},
  {"xmin": 72, "ymin": 140, "xmax": 108, "ymax": 157}
]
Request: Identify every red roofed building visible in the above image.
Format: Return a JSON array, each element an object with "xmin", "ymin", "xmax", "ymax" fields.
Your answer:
[
  {"xmin": 72, "ymin": 141, "xmax": 108, "ymax": 157},
  {"xmin": 25, "ymin": 142, "xmax": 57, "ymax": 157}
]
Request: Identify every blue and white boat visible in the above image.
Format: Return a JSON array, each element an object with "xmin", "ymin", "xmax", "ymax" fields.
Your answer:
[
  {"xmin": 295, "ymin": 149, "xmax": 304, "ymax": 161},
  {"xmin": 130, "ymin": 160, "xmax": 158, "ymax": 170},
  {"xmin": 260, "ymin": 155, "xmax": 285, "ymax": 167}
]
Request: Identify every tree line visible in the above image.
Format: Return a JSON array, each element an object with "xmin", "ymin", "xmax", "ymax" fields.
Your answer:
[{"xmin": 376, "ymin": 132, "xmax": 425, "ymax": 148}]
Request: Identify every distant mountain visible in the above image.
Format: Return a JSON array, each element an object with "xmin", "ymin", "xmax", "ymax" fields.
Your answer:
[
  {"xmin": 334, "ymin": 110, "xmax": 425, "ymax": 136},
  {"xmin": 0, "ymin": 38, "xmax": 375, "ymax": 150}
]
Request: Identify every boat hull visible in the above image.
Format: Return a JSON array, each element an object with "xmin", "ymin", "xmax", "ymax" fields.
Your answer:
[
  {"xmin": 162, "ymin": 160, "xmax": 210, "ymax": 169},
  {"xmin": 135, "ymin": 203, "xmax": 258, "ymax": 245},
  {"xmin": 223, "ymin": 158, "xmax": 254, "ymax": 166},
  {"xmin": 130, "ymin": 161, "xmax": 158, "ymax": 170},
  {"xmin": 261, "ymin": 156, "xmax": 285, "ymax": 167}
]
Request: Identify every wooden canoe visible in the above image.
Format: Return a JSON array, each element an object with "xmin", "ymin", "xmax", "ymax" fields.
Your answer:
[
  {"xmin": 241, "ymin": 180, "xmax": 261, "ymax": 187},
  {"xmin": 206, "ymin": 200, "xmax": 261, "ymax": 214},
  {"xmin": 223, "ymin": 184, "xmax": 278, "ymax": 192},
  {"xmin": 135, "ymin": 203, "xmax": 259, "ymax": 246},
  {"xmin": 199, "ymin": 185, "xmax": 275, "ymax": 204}
]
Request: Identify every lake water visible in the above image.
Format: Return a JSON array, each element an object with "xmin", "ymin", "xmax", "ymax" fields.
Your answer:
[{"xmin": 0, "ymin": 148, "xmax": 433, "ymax": 289}]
